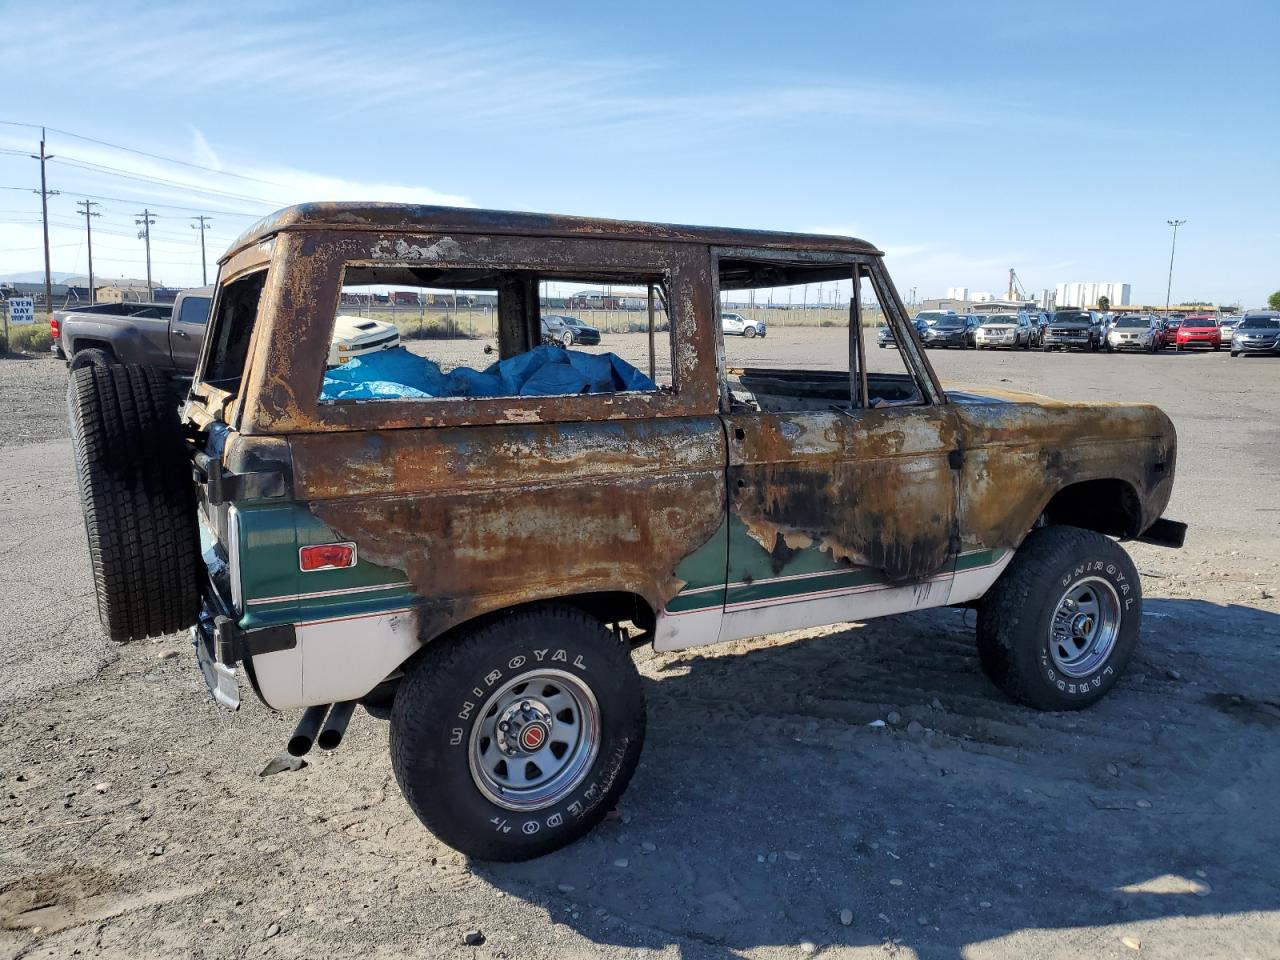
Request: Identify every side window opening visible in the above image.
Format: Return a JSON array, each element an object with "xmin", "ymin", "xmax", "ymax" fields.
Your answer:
[
  {"xmin": 319, "ymin": 264, "xmax": 673, "ymax": 403},
  {"xmin": 202, "ymin": 271, "xmax": 267, "ymax": 393},
  {"xmin": 178, "ymin": 296, "xmax": 211, "ymax": 326},
  {"xmin": 717, "ymin": 256, "xmax": 924, "ymax": 414}
]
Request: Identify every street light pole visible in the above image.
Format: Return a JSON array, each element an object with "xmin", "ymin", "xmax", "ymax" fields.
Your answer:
[{"xmin": 1164, "ymin": 219, "xmax": 1186, "ymax": 315}]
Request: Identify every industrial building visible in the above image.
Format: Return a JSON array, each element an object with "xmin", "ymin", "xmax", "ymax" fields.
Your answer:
[{"xmin": 1055, "ymin": 282, "xmax": 1131, "ymax": 308}]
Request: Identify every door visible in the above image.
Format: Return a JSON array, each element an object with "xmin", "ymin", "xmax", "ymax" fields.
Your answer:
[
  {"xmin": 712, "ymin": 253, "xmax": 961, "ymax": 645},
  {"xmin": 170, "ymin": 293, "xmax": 212, "ymax": 371}
]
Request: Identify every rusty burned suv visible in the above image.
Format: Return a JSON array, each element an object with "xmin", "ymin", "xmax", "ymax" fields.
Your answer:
[{"xmin": 67, "ymin": 203, "xmax": 1186, "ymax": 861}]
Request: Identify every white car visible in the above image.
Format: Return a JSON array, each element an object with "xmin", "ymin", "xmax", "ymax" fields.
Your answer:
[
  {"xmin": 1106, "ymin": 314, "xmax": 1161, "ymax": 353},
  {"xmin": 328, "ymin": 314, "xmax": 401, "ymax": 367},
  {"xmin": 721, "ymin": 311, "xmax": 766, "ymax": 338}
]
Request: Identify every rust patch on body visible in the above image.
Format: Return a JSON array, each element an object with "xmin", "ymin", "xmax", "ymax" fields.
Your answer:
[{"xmin": 292, "ymin": 418, "xmax": 728, "ymax": 644}]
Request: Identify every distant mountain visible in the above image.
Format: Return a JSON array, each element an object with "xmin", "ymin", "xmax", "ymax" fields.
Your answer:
[{"xmin": 0, "ymin": 270, "xmax": 79, "ymax": 284}]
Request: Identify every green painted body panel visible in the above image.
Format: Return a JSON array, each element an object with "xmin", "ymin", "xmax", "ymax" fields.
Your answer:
[
  {"xmin": 232, "ymin": 501, "xmax": 414, "ymax": 630},
  {"xmin": 665, "ymin": 512, "xmax": 1008, "ymax": 614},
  {"xmin": 664, "ymin": 517, "xmax": 729, "ymax": 613}
]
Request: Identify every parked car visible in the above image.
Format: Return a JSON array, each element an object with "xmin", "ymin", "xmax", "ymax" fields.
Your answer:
[
  {"xmin": 921, "ymin": 313, "xmax": 980, "ymax": 348},
  {"xmin": 1230, "ymin": 312, "xmax": 1280, "ymax": 357},
  {"xmin": 52, "ymin": 290, "xmax": 210, "ymax": 374},
  {"xmin": 1217, "ymin": 316, "xmax": 1242, "ymax": 346},
  {"xmin": 721, "ymin": 311, "xmax": 767, "ymax": 338},
  {"xmin": 1042, "ymin": 310, "xmax": 1106, "ymax": 352},
  {"xmin": 66, "ymin": 202, "xmax": 1185, "ymax": 862},
  {"xmin": 327, "ymin": 315, "xmax": 402, "ymax": 366},
  {"xmin": 911, "ymin": 309, "xmax": 956, "ymax": 328},
  {"xmin": 877, "ymin": 316, "xmax": 929, "ymax": 347},
  {"xmin": 1106, "ymin": 314, "xmax": 1162, "ymax": 353},
  {"xmin": 53, "ymin": 287, "xmax": 400, "ymax": 375},
  {"xmin": 1175, "ymin": 315, "xmax": 1220, "ymax": 351},
  {"xmin": 541, "ymin": 314, "xmax": 602, "ymax": 347},
  {"xmin": 973, "ymin": 311, "xmax": 1035, "ymax": 350}
]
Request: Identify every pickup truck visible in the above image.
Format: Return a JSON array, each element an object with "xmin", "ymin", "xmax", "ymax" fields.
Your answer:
[
  {"xmin": 52, "ymin": 288, "xmax": 213, "ymax": 374},
  {"xmin": 53, "ymin": 288, "xmax": 401, "ymax": 377},
  {"xmin": 66, "ymin": 202, "xmax": 1186, "ymax": 862}
]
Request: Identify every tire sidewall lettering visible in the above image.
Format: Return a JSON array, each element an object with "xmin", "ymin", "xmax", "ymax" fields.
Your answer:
[
  {"xmin": 446, "ymin": 642, "xmax": 624, "ymax": 836},
  {"xmin": 1043, "ymin": 554, "xmax": 1130, "ymax": 696}
]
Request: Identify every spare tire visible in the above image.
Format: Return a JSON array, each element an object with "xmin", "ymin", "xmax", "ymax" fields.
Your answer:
[{"xmin": 67, "ymin": 364, "xmax": 201, "ymax": 642}]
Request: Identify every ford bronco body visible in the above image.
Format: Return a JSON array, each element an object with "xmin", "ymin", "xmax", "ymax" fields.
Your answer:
[{"xmin": 67, "ymin": 203, "xmax": 1186, "ymax": 861}]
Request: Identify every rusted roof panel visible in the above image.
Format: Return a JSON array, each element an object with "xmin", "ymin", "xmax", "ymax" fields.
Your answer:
[{"xmin": 222, "ymin": 202, "xmax": 882, "ymax": 264}]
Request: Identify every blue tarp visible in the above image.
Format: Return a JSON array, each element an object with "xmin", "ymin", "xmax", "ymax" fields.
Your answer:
[{"xmin": 321, "ymin": 345, "xmax": 656, "ymax": 401}]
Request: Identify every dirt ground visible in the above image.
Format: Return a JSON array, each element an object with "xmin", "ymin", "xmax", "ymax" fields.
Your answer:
[{"xmin": 2, "ymin": 334, "xmax": 1278, "ymax": 960}]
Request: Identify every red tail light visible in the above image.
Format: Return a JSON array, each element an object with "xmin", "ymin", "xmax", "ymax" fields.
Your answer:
[
  {"xmin": 299, "ymin": 542, "xmax": 357, "ymax": 571},
  {"xmin": 50, "ymin": 317, "xmax": 59, "ymax": 339}
]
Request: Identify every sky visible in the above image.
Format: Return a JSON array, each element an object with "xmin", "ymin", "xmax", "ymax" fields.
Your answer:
[{"xmin": 0, "ymin": 0, "xmax": 1276, "ymax": 307}]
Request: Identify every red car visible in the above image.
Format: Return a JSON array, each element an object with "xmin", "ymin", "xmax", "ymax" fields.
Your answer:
[{"xmin": 1176, "ymin": 315, "xmax": 1221, "ymax": 351}]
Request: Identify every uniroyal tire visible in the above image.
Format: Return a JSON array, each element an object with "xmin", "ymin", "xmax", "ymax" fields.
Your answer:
[
  {"xmin": 67, "ymin": 364, "xmax": 201, "ymax": 642},
  {"xmin": 976, "ymin": 526, "xmax": 1142, "ymax": 711},
  {"xmin": 390, "ymin": 604, "xmax": 645, "ymax": 861}
]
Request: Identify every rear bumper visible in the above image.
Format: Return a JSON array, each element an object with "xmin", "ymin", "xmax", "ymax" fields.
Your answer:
[{"xmin": 192, "ymin": 574, "xmax": 297, "ymax": 711}]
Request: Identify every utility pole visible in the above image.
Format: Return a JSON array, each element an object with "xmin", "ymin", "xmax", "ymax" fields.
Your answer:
[
  {"xmin": 75, "ymin": 201, "xmax": 102, "ymax": 304},
  {"xmin": 191, "ymin": 215, "xmax": 212, "ymax": 285},
  {"xmin": 1164, "ymin": 219, "xmax": 1186, "ymax": 315},
  {"xmin": 136, "ymin": 209, "xmax": 156, "ymax": 296},
  {"xmin": 31, "ymin": 128, "xmax": 58, "ymax": 316}
]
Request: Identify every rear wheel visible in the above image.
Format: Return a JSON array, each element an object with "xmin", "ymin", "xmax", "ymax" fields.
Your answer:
[
  {"xmin": 390, "ymin": 604, "xmax": 645, "ymax": 861},
  {"xmin": 977, "ymin": 526, "xmax": 1141, "ymax": 710},
  {"xmin": 70, "ymin": 348, "xmax": 113, "ymax": 371},
  {"xmin": 66, "ymin": 365, "xmax": 201, "ymax": 642}
]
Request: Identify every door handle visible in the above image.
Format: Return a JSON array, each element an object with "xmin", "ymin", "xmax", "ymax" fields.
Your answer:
[{"xmin": 175, "ymin": 330, "xmax": 188, "ymax": 338}]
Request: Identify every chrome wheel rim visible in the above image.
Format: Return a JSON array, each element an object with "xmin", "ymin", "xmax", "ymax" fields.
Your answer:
[
  {"xmin": 468, "ymin": 669, "xmax": 600, "ymax": 811},
  {"xmin": 1048, "ymin": 576, "xmax": 1122, "ymax": 678}
]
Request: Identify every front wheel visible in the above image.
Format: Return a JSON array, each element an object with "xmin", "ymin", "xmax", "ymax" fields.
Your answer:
[
  {"xmin": 390, "ymin": 604, "xmax": 645, "ymax": 861},
  {"xmin": 1231, "ymin": 351, "xmax": 1239, "ymax": 357},
  {"xmin": 744, "ymin": 325, "xmax": 758, "ymax": 339},
  {"xmin": 976, "ymin": 526, "xmax": 1141, "ymax": 710},
  {"xmin": 560, "ymin": 331, "xmax": 575, "ymax": 348}
]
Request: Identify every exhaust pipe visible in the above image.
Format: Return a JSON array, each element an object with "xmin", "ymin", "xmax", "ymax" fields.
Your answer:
[
  {"xmin": 317, "ymin": 701, "xmax": 358, "ymax": 750},
  {"xmin": 287, "ymin": 704, "xmax": 331, "ymax": 756}
]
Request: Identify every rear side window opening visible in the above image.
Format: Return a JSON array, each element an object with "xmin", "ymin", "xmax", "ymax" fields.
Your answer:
[
  {"xmin": 201, "ymin": 271, "xmax": 267, "ymax": 393},
  {"xmin": 317, "ymin": 263, "xmax": 674, "ymax": 403}
]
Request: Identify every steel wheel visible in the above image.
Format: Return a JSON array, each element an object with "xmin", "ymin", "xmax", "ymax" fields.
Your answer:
[
  {"xmin": 1048, "ymin": 576, "xmax": 1122, "ymax": 678},
  {"xmin": 468, "ymin": 669, "xmax": 600, "ymax": 811}
]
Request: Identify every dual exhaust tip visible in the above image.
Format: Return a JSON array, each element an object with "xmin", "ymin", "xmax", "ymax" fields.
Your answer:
[{"xmin": 287, "ymin": 700, "xmax": 357, "ymax": 757}]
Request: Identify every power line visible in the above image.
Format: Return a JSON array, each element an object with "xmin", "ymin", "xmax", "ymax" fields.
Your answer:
[
  {"xmin": 50, "ymin": 156, "xmax": 277, "ymax": 206},
  {"xmin": 0, "ymin": 120, "xmax": 288, "ymax": 188},
  {"xmin": 0, "ymin": 184, "xmax": 260, "ymax": 217}
]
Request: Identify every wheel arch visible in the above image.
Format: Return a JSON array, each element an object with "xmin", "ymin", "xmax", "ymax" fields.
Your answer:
[
  {"xmin": 1038, "ymin": 478, "xmax": 1143, "ymax": 540},
  {"xmin": 71, "ymin": 338, "xmax": 117, "ymax": 360}
]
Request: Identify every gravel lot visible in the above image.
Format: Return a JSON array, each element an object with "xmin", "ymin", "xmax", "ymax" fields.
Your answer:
[{"xmin": 2, "ymin": 336, "xmax": 1278, "ymax": 960}]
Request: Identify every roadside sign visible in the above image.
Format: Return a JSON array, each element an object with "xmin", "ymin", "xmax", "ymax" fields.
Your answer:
[{"xmin": 8, "ymin": 298, "xmax": 34, "ymax": 325}]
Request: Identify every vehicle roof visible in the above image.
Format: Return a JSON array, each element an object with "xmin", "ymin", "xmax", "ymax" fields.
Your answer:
[
  {"xmin": 1243, "ymin": 310, "xmax": 1280, "ymax": 318},
  {"xmin": 223, "ymin": 202, "xmax": 883, "ymax": 263}
]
